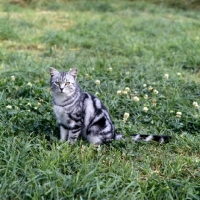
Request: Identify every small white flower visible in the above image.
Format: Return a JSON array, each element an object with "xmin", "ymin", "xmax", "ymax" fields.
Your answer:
[
  {"xmin": 95, "ymin": 92, "xmax": 99, "ymax": 96},
  {"xmin": 27, "ymin": 103, "xmax": 31, "ymax": 106},
  {"xmin": 123, "ymin": 112, "xmax": 130, "ymax": 123},
  {"xmin": 11, "ymin": 76, "xmax": 15, "ymax": 81},
  {"xmin": 176, "ymin": 111, "xmax": 182, "ymax": 118},
  {"xmin": 108, "ymin": 67, "xmax": 113, "ymax": 72},
  {"xmin": 117, "ymin": 90, "xmax": 122, "ymax": 95},
  {"xmin": 193, "ymin": 102, "xmax": 198, "ymax": 106},
  {"xmin": 144, "ymin": 94, "xmax": 148, "ymax": 99},
  {"xmin": 123, "ymin": 112, "xmax": 130, "ymax": 119},
  {"xmin": 143, "ymin": 84, "xmax": 147, "ymax": 87},
  {"xmin": 95, "ymin": 80, "xmax": 100, "ymax": 85},
  {"xmin": 123, "ymin": 90, "xmax": 128, "ymax": 95},
  {"xmin": 177, "ymin": 72, "xmax": 181, "ymax": 76},
  {"xmin": 143, "ymin": 107, "xmax": 148, "ymax": 112},
  {"xmin": 85, "ymin": 74, "xmax": 90, "ymax": 78},
  {"xmin": 148, "ymin": 86, "xmax": 153, "ymax": 91},
  {"xmin": 27, "ymin": 82, "xmax": 32, "ymax": 87},
  {"xmin": 152, "ymin": 99, "xmax": 157, "ymax": 106},
  {"xmin": 153, "ymin": 89, "xmax": 159, "ymax": 95},
  {"xmin": 34, "ymin": 107, "xmax": 38, "ymax": 110},
  {"xmin": 38, "ymin": 102, "xmax": 41, "ymax": 106},
  {"xmin": 164, "ymin": 74, "xmax": 169, "ymax": 79},
  {"xmin": 6, "ymin": 105, "xmax": 12, "ymax": 109},
  {"xmin": 193, "ymin": 102, "xmax": 199, "ymax": 109},
  {"xmin": 133, "ymin": 96, "xmax": 140, "ymax": 102},
  {"xmin": 125, "ymin": 71, "xmax": 130, "ymax": 75},
  {"xmin": 125, "ymin": 87, "xmax": 130, "ymax": 92}
]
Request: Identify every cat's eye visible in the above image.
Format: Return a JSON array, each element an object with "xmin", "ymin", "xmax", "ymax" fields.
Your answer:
[
  {"xmin": 55, "ymin": 81, "xmax": 60, "ymax": 85},
  {"xmin": 65, "ymin": 82, "xmax": 70, "ymax": 86}
]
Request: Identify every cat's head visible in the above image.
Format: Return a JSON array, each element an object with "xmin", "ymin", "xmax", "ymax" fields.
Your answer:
[{"xmin": 50, "ymin": 67, "xmax": 78, "ymax": 96}]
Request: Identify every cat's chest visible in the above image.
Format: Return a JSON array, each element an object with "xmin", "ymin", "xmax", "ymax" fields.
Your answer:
[
  {"xmin": 53, "ymin": 105, "xmax": 71, "ymax": 123},
  {"xmin": 53, "ymin": 105, "xmax": 82, "ymax": 127}
]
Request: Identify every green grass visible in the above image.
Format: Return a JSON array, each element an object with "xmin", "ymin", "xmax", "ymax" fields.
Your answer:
[{"xmin": 0, "ymin": 0, "xmax": 200, "ymax": 199}]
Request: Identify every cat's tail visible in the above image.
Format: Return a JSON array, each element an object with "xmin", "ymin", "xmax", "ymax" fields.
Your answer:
[{"xmin": 115, "ymin": 134, "xmax": 172, "ymax": 143}]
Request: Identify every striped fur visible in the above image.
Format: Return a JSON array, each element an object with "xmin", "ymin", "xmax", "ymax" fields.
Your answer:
[{"xmin": 50, "ymin": 68, "xmax": 171, "ymax": 145}]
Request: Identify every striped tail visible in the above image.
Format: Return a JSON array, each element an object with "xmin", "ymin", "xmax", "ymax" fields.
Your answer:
[
  {"xmin": 115, "ymin": 134, "xmax": 172, "ymax": 143},
  {"xmin": 131, "ymin": 134, "xmax": 172, "ymax": 143}
]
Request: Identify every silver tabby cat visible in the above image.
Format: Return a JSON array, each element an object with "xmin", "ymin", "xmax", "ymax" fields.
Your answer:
[{"xmin": 50, "ymin": 67, "xmax": 171, "ymax": 145}]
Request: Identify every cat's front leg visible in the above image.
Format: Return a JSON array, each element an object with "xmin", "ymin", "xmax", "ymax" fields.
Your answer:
[
  {"xmin": 68, "ymin": 130, "xmax": 81, "ymax": 145},
  {"xmin": 60, "ymin": 125, "xmax": 69, "ymax": 142}
]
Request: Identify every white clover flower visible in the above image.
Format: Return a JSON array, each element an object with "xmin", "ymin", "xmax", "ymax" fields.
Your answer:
[
  {"xmin": 152, "ymin": 99, "xmax": 157, "ymax": 106},
  {"xmin": 95, "ymin": 80, "xmax": 100, "ymax": 85},
  {"xmin": 123, "ymin": 90, "xmax": 128, "ymax": 95},
  {"xmin": 143, "ymin": 84, "xmax": 147, "ymax": 87},
  {"xmin": 125, "ymin": 87, "xmax": 130, "ymax": 92},
  {"xmin": 6, "ymin": 105, "xmax": 12, "ymax": 109},
  {"xmin": 123, "ymin": 112, "xmax": 130, "ymax": 119},
  {"xmin": 144, "ymin": 94, "xmax": 148, "ymax": 99},
  {"xmin": 164, "ymin": 74, "xmax": 169, "ymax": 79},
  {"xmin": 27, "ymin": 103, "xmax": 32, "ymax": 106},
  {"xmin": 177, "ymin": 72, "xmax": 181, "ymax": 76},
  {"xmin": 108, "ymin": 67, "xmax": 113, "ymax": 72},
  {"xmin": 34, "ymin": 107, "xmax": 38, "ymax": 110},
  {"xmin": 133, "ymin": 96, "xmax": 140, "ymax": 102},
  {"xmin": 193, "ymin": 102, "xmax": 198, "ymax": 106},
  {"xmin": 125, "ymin": 71, "xmax": 130, "ymax": 75},
  {"xmin": 143, "ymin": 107, "xmax": 148, "ymax": 113},
  {"xmin": 27, "ymin": 82, "xmax": 32, "ymax": 87},
  {"xmin": 123, "ymin": 112, "xmax": 130, "ymax": 123},
  {"xmin": 117, "ymin": 90, "xmax": 122, "ymax": 95},
  {"xmin": 11, "ymin": 76, "xmax": 15, "ymax": 81},
  {"xmin": 176, "ymin": 111, "xmax": 182, "ymax": 118},
  {"xmin": 195, "ymin": 105, "xmax": 199, "ymax": 110},
  {"xmin": 193, "ymin": 102, "xmax": 199, "ymax": 109},
  {"xmin": 148, "ymin": 86, "xmax": 153, "ymax": 91},
  {"xmin": 38, "ymin": 102, "xmax": 41, "ymax": 106},
  {"xmin": 153, "ymin": 89, "xmax": 159, "ymax": 95},
  {"xmin": 95, "ymin": 92, "xmax": 99, "ymax": 96},
  {"xmin": 85, "ymin": 74, "xmax": 90, "ymax": 78}
]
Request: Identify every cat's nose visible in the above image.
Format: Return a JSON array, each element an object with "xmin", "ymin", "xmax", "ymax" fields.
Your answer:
[{"xmin": 60, "ymin": 88, "xmax": 64, "ymax": 92}]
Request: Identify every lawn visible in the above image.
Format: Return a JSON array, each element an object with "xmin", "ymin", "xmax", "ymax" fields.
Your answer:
[{"xmin": 0, "ymin": 0, "xmax": 200, "ymax": 199}]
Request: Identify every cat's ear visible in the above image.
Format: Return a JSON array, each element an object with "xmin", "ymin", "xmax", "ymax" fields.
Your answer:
[
  {"xmin": 69, "ymin": 68, "xmax": 78, "ymax": 79},
  {"xmin": 50, "ymin": 67, "xmax": 59, "ymax": 77}
]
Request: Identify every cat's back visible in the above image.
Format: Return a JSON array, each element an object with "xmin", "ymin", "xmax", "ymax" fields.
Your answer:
[
  {"xmin": 81, "ymin": 92, "xmax": 107, "ymax": 111},
  {"xmin": 81, "ymin": 92, "xmax": 111, "ymax": 123}
]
